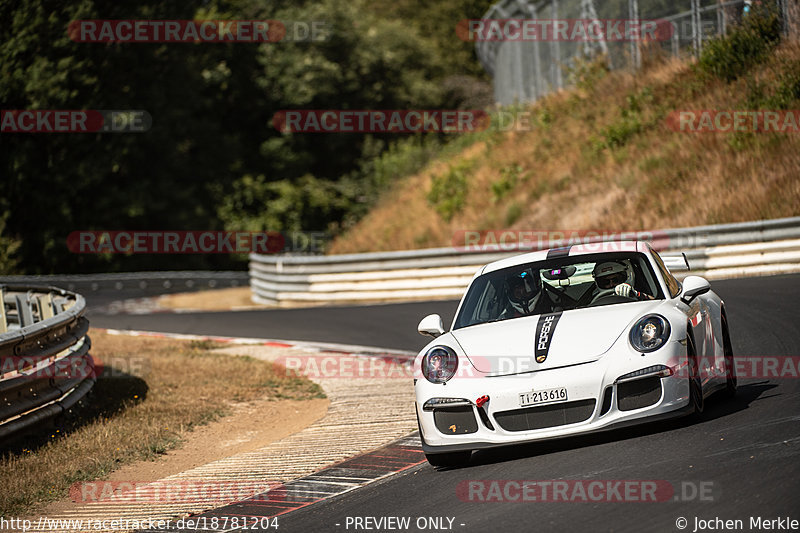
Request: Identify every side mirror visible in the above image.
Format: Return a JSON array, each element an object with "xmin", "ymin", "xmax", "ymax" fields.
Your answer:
[
  {"xmin": 680, "ymin": 276, "xmax": 711, "ymax": 305},
  {"xmin": 418, "ymin": 314, "xmax": 445, "ymax": 338}
]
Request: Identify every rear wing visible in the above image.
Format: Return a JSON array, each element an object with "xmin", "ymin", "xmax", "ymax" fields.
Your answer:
[{"xmin": 660, "ymin": 252, "xmax": 690, "ymax": 272}]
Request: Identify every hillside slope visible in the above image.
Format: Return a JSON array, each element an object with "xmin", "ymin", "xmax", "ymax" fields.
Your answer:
[{"xmin": 330, "ymin": 40, "xmax": 800, "ymax": 254}]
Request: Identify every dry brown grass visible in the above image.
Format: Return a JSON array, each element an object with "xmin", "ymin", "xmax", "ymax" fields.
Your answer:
[
  {"xmin": 0, "ymin": 330, "xmax": 325, "ymax": 516},
  {"xmin": 157, "ymin": 287, "xmax": 266, "ymax": 311},
  {"xmin": 331, "ymin": 42, "xmax": 800, "ymax": 254}
]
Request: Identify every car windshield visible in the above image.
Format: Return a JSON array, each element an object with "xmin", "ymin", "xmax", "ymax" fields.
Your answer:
[{"xmin": 453, "ymin": 252, "xmax": 664, "ymax": 329}]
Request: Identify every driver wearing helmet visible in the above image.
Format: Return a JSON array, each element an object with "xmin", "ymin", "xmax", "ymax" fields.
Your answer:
[
  {"xmin": 591, "ymin": 260, "xmax": 654, "ymax": 302},
  {"xmin": 501, "ymin": 270, "xmax": 551, "ymax": 318}
]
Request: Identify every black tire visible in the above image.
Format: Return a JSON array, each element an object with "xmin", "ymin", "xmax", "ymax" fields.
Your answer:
[
  {"xmin": 722, "ymin": 313, "xmax": 737, "ymax": 398},
  {"xmin": 425, "ymin": 450, "xmax": 472, "ymax": 468},
  {"xmin": 687, "ymin": 332, "xmax": 704, "ymax": 416}
]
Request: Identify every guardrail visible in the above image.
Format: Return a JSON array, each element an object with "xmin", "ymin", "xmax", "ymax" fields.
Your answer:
[
  {"xmin": 0, "ymin": 271, "xmax": 249, "ymax": 295},
  {"xmin": 0, "ymin": 285, "xmax": 94, "ymax": 441},
  {"xmin": 249, "ymin": 217, "xmax": 800, "ymax": 306}
]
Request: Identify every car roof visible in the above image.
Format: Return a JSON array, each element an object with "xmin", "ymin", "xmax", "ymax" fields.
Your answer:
[{"xmin": 480, "ymin": 240, "xmax": 649, "ymax": 275}]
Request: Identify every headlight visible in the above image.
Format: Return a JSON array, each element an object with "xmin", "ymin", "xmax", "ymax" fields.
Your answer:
[
  {"xmin": 629, "ymin": 314, "xmax": 671, "ymax": 353},
  {"xmin": 421, "ymin": 346, "xmax": 458, "ymax": 384}
]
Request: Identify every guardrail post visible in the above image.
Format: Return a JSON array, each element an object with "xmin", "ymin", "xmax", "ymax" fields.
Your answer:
[
  {"xmin": 39, "ymin": 292, "xmax": 55, "ymax": 320},
  {"xmin": 671, "ymin": 20, "xmax": 680, "ymax": 57},
  {"xmin": 692, "ymin": 0, "xmax": 702, "ymax": 55},
  {"xmin": 629, "ymin": 0, "xmax": 641, "ymax": 69},
  {"xmin": 551, "ymin": 0, "xmax": 563, "ymax": 89},
  {"xmin": 15, "ymin": 294, "xmax": 34, "ymax": 327},
  {"xmin": 779, "ymin": 0, "xmax": 790, "ymax": 36},
  {"xmin": 0, "ymin": 288, "xmax": 6, "ymax": 334}
]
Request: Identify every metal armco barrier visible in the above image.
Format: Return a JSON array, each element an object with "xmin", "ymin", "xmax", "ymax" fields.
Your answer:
[
  {"xmin": 249, "ymin": 217, "xmax": 800, "ymax": 306},
  {"xmin": 0, "ymin": 286, "xmax": 94, "ymax": 441},
  {"xmin": 0, "ymin": 271, "xmax": 249, "ymax": 294}
]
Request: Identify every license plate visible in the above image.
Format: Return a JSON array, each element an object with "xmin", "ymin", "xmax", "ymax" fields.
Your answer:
[{"xmin": 519, "ymin": 387, "xmax": 568, "ymax": 407}]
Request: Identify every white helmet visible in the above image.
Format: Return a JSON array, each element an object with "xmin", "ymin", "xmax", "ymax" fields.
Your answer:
[
  {"xmin": 592, "ymin": 260, "xmax": 634, "ymax": 290},
  {"xmin": 506, "ymin": 270, "xmax": 542, "ymax": 314}
]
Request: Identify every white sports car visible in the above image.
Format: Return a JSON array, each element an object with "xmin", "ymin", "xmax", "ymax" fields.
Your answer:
[{"xmin": 414, "ymin": 241, "xmax": 736, "ymax": 467}]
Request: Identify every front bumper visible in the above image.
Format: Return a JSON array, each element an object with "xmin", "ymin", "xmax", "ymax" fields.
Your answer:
[{"xmin": 416, "ymin": 342, "xmax": 691, "ymax": 453}]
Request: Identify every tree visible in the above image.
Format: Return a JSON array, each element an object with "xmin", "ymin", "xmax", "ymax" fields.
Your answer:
[{"xmin": 0, "ymin": 0, "xmax": 492, "ymax": 274}]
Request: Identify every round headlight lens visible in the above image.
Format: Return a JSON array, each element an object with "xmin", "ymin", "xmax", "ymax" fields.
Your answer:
[
  {"xmin": 629, "ymin": 314, "xmax": 671, "ymax": 353},
  {"xmin": 422, "ymin": 346, "xmax": 458, "ymax": 384}
]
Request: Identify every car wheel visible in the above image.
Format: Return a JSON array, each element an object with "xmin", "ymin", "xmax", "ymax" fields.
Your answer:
[
  {"xmin": 722, "ymin": 314, "xmax": 737, "ymax": 398},
  {"xmin": 687, "ymin": 332, "xmax": 704, "ymax": 416},
  {"xmin": 425, "ymin": 451, "xmax": 472, "ymax": 468}
]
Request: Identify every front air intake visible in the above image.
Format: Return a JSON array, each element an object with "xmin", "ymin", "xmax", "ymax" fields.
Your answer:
[
  {"xmin": 433, "ymin": 406, "xmax": 479, "ymax": 434},
  {"xmin": 599, "ymin": 386, "xmax": 614, "ymax": 416},
  {"xmin": 617, "ymin": 377, "xmax": 662, "ymax": 411},
  {"xmin": 494, "ymin": 399, "xmax": 596, "ymax": 432}
]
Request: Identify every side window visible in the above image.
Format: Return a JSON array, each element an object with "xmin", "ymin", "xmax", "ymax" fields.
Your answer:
[
  {"xmin": 649, "ymin": 247, "xmax": 681, "ymax": 298},
  {"xmin": 477, "ymin": 280, "xmax": 500, "ymax": 322},
  {"xmin": 631, "ymin": 257, "xmax": 662, "ymax": 299}
]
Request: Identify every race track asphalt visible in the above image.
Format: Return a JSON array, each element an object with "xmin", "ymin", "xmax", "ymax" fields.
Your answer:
[
  {"xmin": 93, "ymin": 274, "xmax": 800, "ymax": 533},
  {"xmin": 88, "ymin": 297, "xmax": 459, "ymax": 353}
]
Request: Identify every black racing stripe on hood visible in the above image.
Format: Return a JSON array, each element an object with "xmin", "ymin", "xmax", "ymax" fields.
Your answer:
[
  {"xmin": 534, "ymin": 311, "xmax": 563, "ymax": 363},
  {"xmin": 546, "ymin": 246, "xmax": 571, "ymax": 259}
]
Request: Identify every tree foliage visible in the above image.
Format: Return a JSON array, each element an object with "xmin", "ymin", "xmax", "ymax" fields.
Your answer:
[{"xmin": 0, "ymin": 0, "xmax": 493, "ymax": 273}]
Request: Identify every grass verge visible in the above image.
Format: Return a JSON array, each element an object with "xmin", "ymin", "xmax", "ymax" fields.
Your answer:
[
  {"xmin": 0, "ymin": 330, "xmax": 325, "ymax": 516},
  {"xmin": 157, "ymin": 286, "xmax": 266, "ymax": 311}
]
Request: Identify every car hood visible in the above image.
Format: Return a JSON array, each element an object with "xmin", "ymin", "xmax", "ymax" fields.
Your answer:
[{"xmin": 451, "ymin": 301, "xmax": 664, "ymax": 375}]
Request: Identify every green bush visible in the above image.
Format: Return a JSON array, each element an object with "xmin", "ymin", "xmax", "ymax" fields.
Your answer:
[
  {"xmin": 504, "ymin": 202, "xmax": 523, "ymax": 226},
  {"xmin": 697, "ymin": 12, "xmax": 782, "ymax": 82},
  {"xmin": 600, "ymin": 115, "xmax": 642, "ymax": 149},
  {"xmin": 491, "ymin": 164, "xmax": 523, "ymax": 203},
  {"xmin": 427, "ymin": 160, "xmax": 473, "ymax": 221},
  {"xmin": 595, "ymin": 88, "xmax": 653, "ymax": 150},
  {"xmin": 566, "ymin": 55, "xmax": 610, "ymax": 92},
  {"xmin": 746, "ymin": 58, "xmax": 800, "ymax": 109}
]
